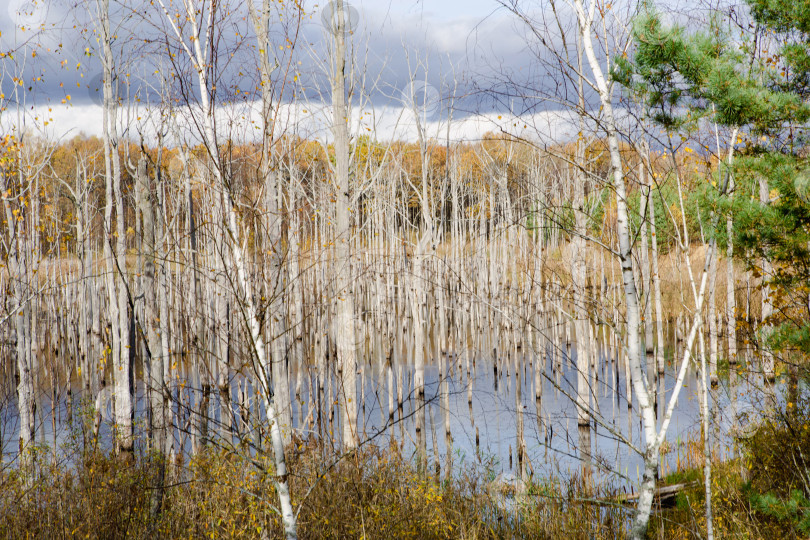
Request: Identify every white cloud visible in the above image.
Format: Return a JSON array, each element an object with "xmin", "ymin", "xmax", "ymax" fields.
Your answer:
[{"xmin": 2, "ymin": 97, "xmax": 583, "ymax": 149}]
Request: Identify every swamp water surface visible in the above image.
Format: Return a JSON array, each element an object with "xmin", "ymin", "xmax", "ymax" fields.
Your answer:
[{"xmin": 1, "ymin": 327, "xmax": 777, "ymax": 495}]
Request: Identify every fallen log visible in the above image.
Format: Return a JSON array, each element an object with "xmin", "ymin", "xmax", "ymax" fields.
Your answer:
[{"xmin": 619, "ymin": 481, "xmax": 698, "ymax": 509}]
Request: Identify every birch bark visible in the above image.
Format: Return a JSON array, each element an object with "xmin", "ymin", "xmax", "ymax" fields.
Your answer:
[
  {"xmin": 571, "ymin": 2, "xmax": 657, "ymax": 535},
  {"xmin": 156, "ymin": 0, "xmax": 297, "ymax": 535}
]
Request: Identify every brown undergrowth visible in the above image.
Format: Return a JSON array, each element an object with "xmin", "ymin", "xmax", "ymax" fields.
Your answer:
[
  {"xmin": 3, "ymin": 421, "xmax": 808, "ymax": 539},
  {"xmin": 0, "ymin": 435, "xmax": 628, "ymax": 539},
  {"xmin": 650, "ymin": 392, "xmax": 810, "ymax": 539}
]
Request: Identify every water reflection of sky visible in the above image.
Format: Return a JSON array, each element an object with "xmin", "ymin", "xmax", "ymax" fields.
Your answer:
[
  {"xmin": 0, "ymin": 341, "xmax": 781, "ymax": 490},
  {"xmin": 350, "ymin": 344, "xmax": 780, "ymax": 490}
]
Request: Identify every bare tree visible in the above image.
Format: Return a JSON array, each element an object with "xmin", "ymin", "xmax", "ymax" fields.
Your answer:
[
  {"xmin": 95, "ymin": 0, "xmax": 134, "ymax": 456},
  {"xmin": 325, "ymin": 0, "xmax": 359, "ymax": 450},
  {"xmin": 154, "ymin": 0, "xmax": 297, "ymax": 535}
]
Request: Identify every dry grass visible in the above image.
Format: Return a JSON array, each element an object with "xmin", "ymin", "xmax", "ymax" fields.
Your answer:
[
  {"xmin": 544, "ymin": 242, "xmax": 761, "ymax": 321},
  {"xmin": 0, "ymin": 433, "xmax": 629, "ymax": 539},
  {"xmin": 3, "ymin": 398, "xmax": 808, "ymax": 539}
]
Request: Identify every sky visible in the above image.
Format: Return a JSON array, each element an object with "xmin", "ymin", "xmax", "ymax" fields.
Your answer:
[{"xmin": 0, "ymin": 0, "xmax": 704, "ymax": 145}]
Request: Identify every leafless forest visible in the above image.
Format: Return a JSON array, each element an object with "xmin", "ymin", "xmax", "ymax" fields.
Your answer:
[{"xmin": 1, "ymin": 0, "xmax": 806, "ymax": 538}]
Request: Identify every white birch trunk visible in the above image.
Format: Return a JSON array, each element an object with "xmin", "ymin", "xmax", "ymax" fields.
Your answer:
[
  {"xmin": 156, "ymin": 1, "xmax": 297, "ymax": 535},
  {"xmin": 572, "ymin": 3, "xmax": 657, "ymax": 535}
]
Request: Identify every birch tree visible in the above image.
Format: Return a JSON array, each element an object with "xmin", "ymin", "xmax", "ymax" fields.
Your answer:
[
  {"xmin": 567, "ymin": 5, "xmax": 664, "ymax": 535},
  {"xmin": 154, "ymin": 0, "xmax": 297, "ymax": 536},
  {"xmin": 493, "ymin": 3, "xmax": 681, "ymax": 534},
  {"xmin": 612, "ymin": 4, "xmax": 810, "ymax": 534},
  {"xmin": 247, "ymin": 0, "xmax": 299, "ymax": 445}
]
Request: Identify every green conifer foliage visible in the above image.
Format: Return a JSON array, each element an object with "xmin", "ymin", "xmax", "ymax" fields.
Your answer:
[{"xmin": 615, "ymin": 2, "xmax": 810, "ymax": 359}]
